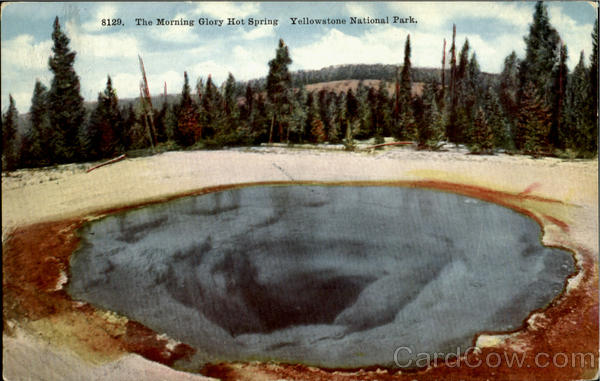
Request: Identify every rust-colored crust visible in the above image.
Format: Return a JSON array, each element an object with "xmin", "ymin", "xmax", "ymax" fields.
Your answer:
[{"xmin": 3, "ymin": 180, "xmax": 598, "ymax": 380}]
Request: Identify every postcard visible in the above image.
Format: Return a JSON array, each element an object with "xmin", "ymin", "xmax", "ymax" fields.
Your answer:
[{"xmin": 1, "ymin": 2, "xmax": 598, "ymax": 380}]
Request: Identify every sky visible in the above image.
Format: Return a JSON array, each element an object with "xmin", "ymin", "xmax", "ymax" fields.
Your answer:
[{"xmin": 1, "ymin": 1, "xmax": 597, "ymax": 111}]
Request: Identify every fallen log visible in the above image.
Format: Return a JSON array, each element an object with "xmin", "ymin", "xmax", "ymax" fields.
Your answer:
[
  {"xmin": 86, "ymin": 154, "xmax": 127, "ymax": 173},
  {"xmin": 365, "ymin": 141, "xmax": 414, "ymax": 149}
]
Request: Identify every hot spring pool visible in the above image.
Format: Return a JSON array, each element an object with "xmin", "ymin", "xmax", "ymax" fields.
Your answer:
[{"xmin": 68, "ymin": 185, "xmax": 574, "ymax": 369}]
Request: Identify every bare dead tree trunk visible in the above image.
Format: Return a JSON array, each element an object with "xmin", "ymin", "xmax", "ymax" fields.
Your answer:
[
  {"xmin": 441, "ymin": 38, "xmax": 446, "ymax": 90},
  {"xmin": 138, "ymin": 55, "xmax": 158, "ymax": 148}
]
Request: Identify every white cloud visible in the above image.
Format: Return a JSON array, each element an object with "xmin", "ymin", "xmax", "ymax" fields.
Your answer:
[
  {"xmin": 1, "ymin": 34, "xmax": 53, "ymax": 111},
  {"xmin": 345, "ymin": 2, "xmax": 376, "ymax": 17},
  {"xmin": 147, "ymin": 70, "xmax": 184, "ymax": 98},
  {"xmin": 387, "ymin": 2, "xmax": 531, "ymax": 29},
  {"xmin": 242, "ymin": 26, "xmax": 275, "ymax": 40},
  {"xmin": 82, "ymin": 4, "xmax": 118, "ymax": 32},
  {"xmin": 548, "ymin": 5, "xmax": 594, "ymax": 69},
  {"xmin": 293, "ymin": 27, "xmax": 412, "ymax": 70},
  {"xmin": 291, "ymin": 25, "xmax": 527, "ymax": 74},
  {"xmin": 190, "ymin": 60, "xmax": 231, "ymax": 85},
  {"xmin": 105, "ymin": 72, "xmax": 140, "ymax": 100},
  {"xmin": 231, "ymin": 45, "xmax": 271, "ymax": 79},
  {"xmin": 0, "ymin": 34, "xmax": 52, "ymax": 70},
  {"xmin": 193, "ymin": 2, "xmax": 260, "ymax": 18},
  {"xmin": 65, "ymin": 21, "xmax": 141, "ymax": 58},
  {"xmin": 149, "ymin": 13, "xmax": 200, "ymax": 43},
  {"xmin": 1, "ymin": 91, "xmax": 31, "ymax": 113}
]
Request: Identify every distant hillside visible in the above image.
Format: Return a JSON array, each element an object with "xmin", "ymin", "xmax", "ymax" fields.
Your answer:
[
  {"xmin": 305, "ymin": 79, "xmax": 425, "ymax": 97},
  {"xmin": 248, "ymin": 64, "xmax": 497, "ymax": 89}
]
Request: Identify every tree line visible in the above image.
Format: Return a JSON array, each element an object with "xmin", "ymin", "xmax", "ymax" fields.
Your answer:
[{"xmin": 2, "ymin": 2, "xmax": 598, "ymax": 171}]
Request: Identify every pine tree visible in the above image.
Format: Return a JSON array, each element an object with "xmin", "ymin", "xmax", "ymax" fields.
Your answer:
[
  {"xmin": 498, "ymin": 51, "xmax": 520, "ymax": 145},
  {"xmin": 549, "ymin": 43, "xmax": 568, "ymax": 149},
  {"xmin": 417, "ymin": 80, "xmax": 445, "ymax": 150},
  {"xmin": 378, "ymin": 82, "xmax": 394, "ymax": 139},
  {"xmin": 345, "ymin": 88, "xmax": 359, "ymax": 145},
  {"xmin": 175, "ymin": 71, "xmax": 200, "ymax": 147},
  {"xmin": 124, "ymin": 102, "xmax": 151, "ymax": 150},
  {"xmin": 317, "ymin": 90, "xmax": 333, "ymax": 138},
  {"xmin": 483, "ymin": 87, "xmax": 509, "ymax": 149},
  {"xmin": 517, "ymin": 82, "xmax": 551, "ymax": 155},
  {"xmin": 456, "ymin": 39, "xmax": 470, "ymax": 83},
  {"xmin": 2, "ymin": 95, "xmax": 19, "ymax": 170},
  {"xmin": 288, "ymin": 88, "xmax": 308, "ymax": 143},
  {"xmin": 564, "ymin": 52, "xmax": 596, "ymax": 155},
  {"xmin": 427, "ymin": 99, "xmax": 446, "ymax": 150},
  {"xmin": 25, "ymin": 80, "xmax": 51, "ymax": 166},
  {"xmin": 200, "ymin": 75, "xmax": 218, "ymax": 139},
  {"xmin": 310, "ymin": 119, "xmax": 326, "ymax": 143},
  {"xmin": 453, "ymin": 39, "xmax": 474, "ymax": 144},
  {"xmin": 266, "ymin": 39, "xmax": 292, "ymax": 143},
  {"xmin": 470, "ymin": 107, "xmax": 494, "ymax": 154},
  {"xmin": 154, "ymin": 100, "xmax": 169, "ymax": 143},
  {"xmin": 327, "ymin": 92, "xmax": 346, "ymax": 144},
  {"xmin": 223, "ymin": 73, "xmax": 237, "ymax": 117},
  {"xmin": 515, "ymin": 2, "xmax": 560, "ymax": 155},
  {"xmin": 163, "ymin": 103, "xmax": 178, "ymax": 142},
  {"xmin": 241, "ymin": 84, "xmax": 254, "ymax": 122},
  {"xmin": 84, "ymin": 76, "xmax": 123, "ymax": 160},
  {"xmin": 393, "ymin": 66, "xmax": 400, "ymax": 132},
  {"xmin": 518, "ymin": 1, "xmax": 560, "ymax": 106},
  {"xmin": 121, "ymin": 103, "xmax": 137, "ymax": 150},
  {"xmin": 395, "ymin": 35, "xmax": 415, "ymax": 140},
  {"xmin": 219, "ymin": 72, "xmax": 242, "ymax": 144},
  {"xmin": 252, "ymin": 93, "xmax": 270, "ymax": 143},
  {"xmin": 589, "ymin": 19, "xmax": 598, "ymax": 150},
  {"xmin": 305, "ymin": 91, "xmax": 319, "ymax": 142},
  {"xmin": 355, "ymin": 81, "xmax": 373, "ymax": 139},
  {"xmin": 48, "ymin": 17, "xmax": 86, "ymax": 163}
]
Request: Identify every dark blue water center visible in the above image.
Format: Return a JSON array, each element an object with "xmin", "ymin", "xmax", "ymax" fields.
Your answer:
[{"xmin": 68, "ymin": 185, "xmax": 574, "ymax": 369}]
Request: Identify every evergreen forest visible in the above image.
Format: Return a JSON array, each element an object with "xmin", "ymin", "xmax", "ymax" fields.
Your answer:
[{"xmin": 2, "ymin": 2, "xmax": 598, "ymax": 171}]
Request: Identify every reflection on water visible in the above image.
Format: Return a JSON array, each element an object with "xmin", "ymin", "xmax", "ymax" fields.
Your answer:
[{"xmin": 69, "ymin": 185, "xmax": 574, "ymax": 369}]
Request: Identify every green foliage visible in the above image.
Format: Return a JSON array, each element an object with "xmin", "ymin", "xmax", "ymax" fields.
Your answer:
[
  {"xmin": 153, "ymin": 101, "xmax": 169, "ymax": 143},
  {"xmin": 548, "ymin": 43, "xmax": 568, "ymax": 149},
  {"xmin": 21, "ymin": 81, "xmax": 51, "ymax": 167},
  {"xmin": 519, "ymin": 2, "xmax": 560, "ymax": 99},
  {"xmin": 83, "ymin": 76, "xmax": 124, "ymax": 160},
  {"xmin": 516, "ymin": 82, "xmax": 551, "ymax": 155},
  {"xmin": 562, "ymin": 52, "xmax": 596, "ymax": 156},
  {"xmin": 199, "ymin": 75, "xmax": 222, "ymax": 139},
  {"xmin": 48, "ymin": 17, "xmax": 86, "ymax": 163},
  {"xmin": 470, "ymin": 107, "xmax": 494, "ymax": 154},
  {"xmin": 373, "ymin": 82, "xmax": 394, "ymax": 141},
  {"xmin": 2, "ymin": 95, "xmax": 19, "ymax": 170},
  {"xmin": 288, "ymin": 88, "xmax": 308, "ymax": 142},
  {"xmin": 394, "ymin": 35, "xmax": 416, "ymax": 141},
  {"xmin": 417, "ymin": 80, "xmax": 445, "ymax": 150},
  {"xmin": 125, "ymin": 103, "xmax": 153, "ymax": 150},
  {"xmin": 590, "ymin": 18, "xmax": 598, "ymax": 135},
  {"xmin": 5, "ymin": 8, "xmax": 595, "ymax": 167},
  {"xmin": 174, "ymin": 72, "xmax": 200, "ymax": 147},
  {"xmin": 355, "ymin": 82, "xmax": 373, "ymax": 139},
  {"xmin": 266, "ymin": 39, "xmax": 293, "ymax": 142},
  {"xmin": 498, "ymin": 51, "xmax": 520, "ymax": 143},
  {"xmin": 483, "ymin": 87, "xmax": 510, "ymax": 149}
]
